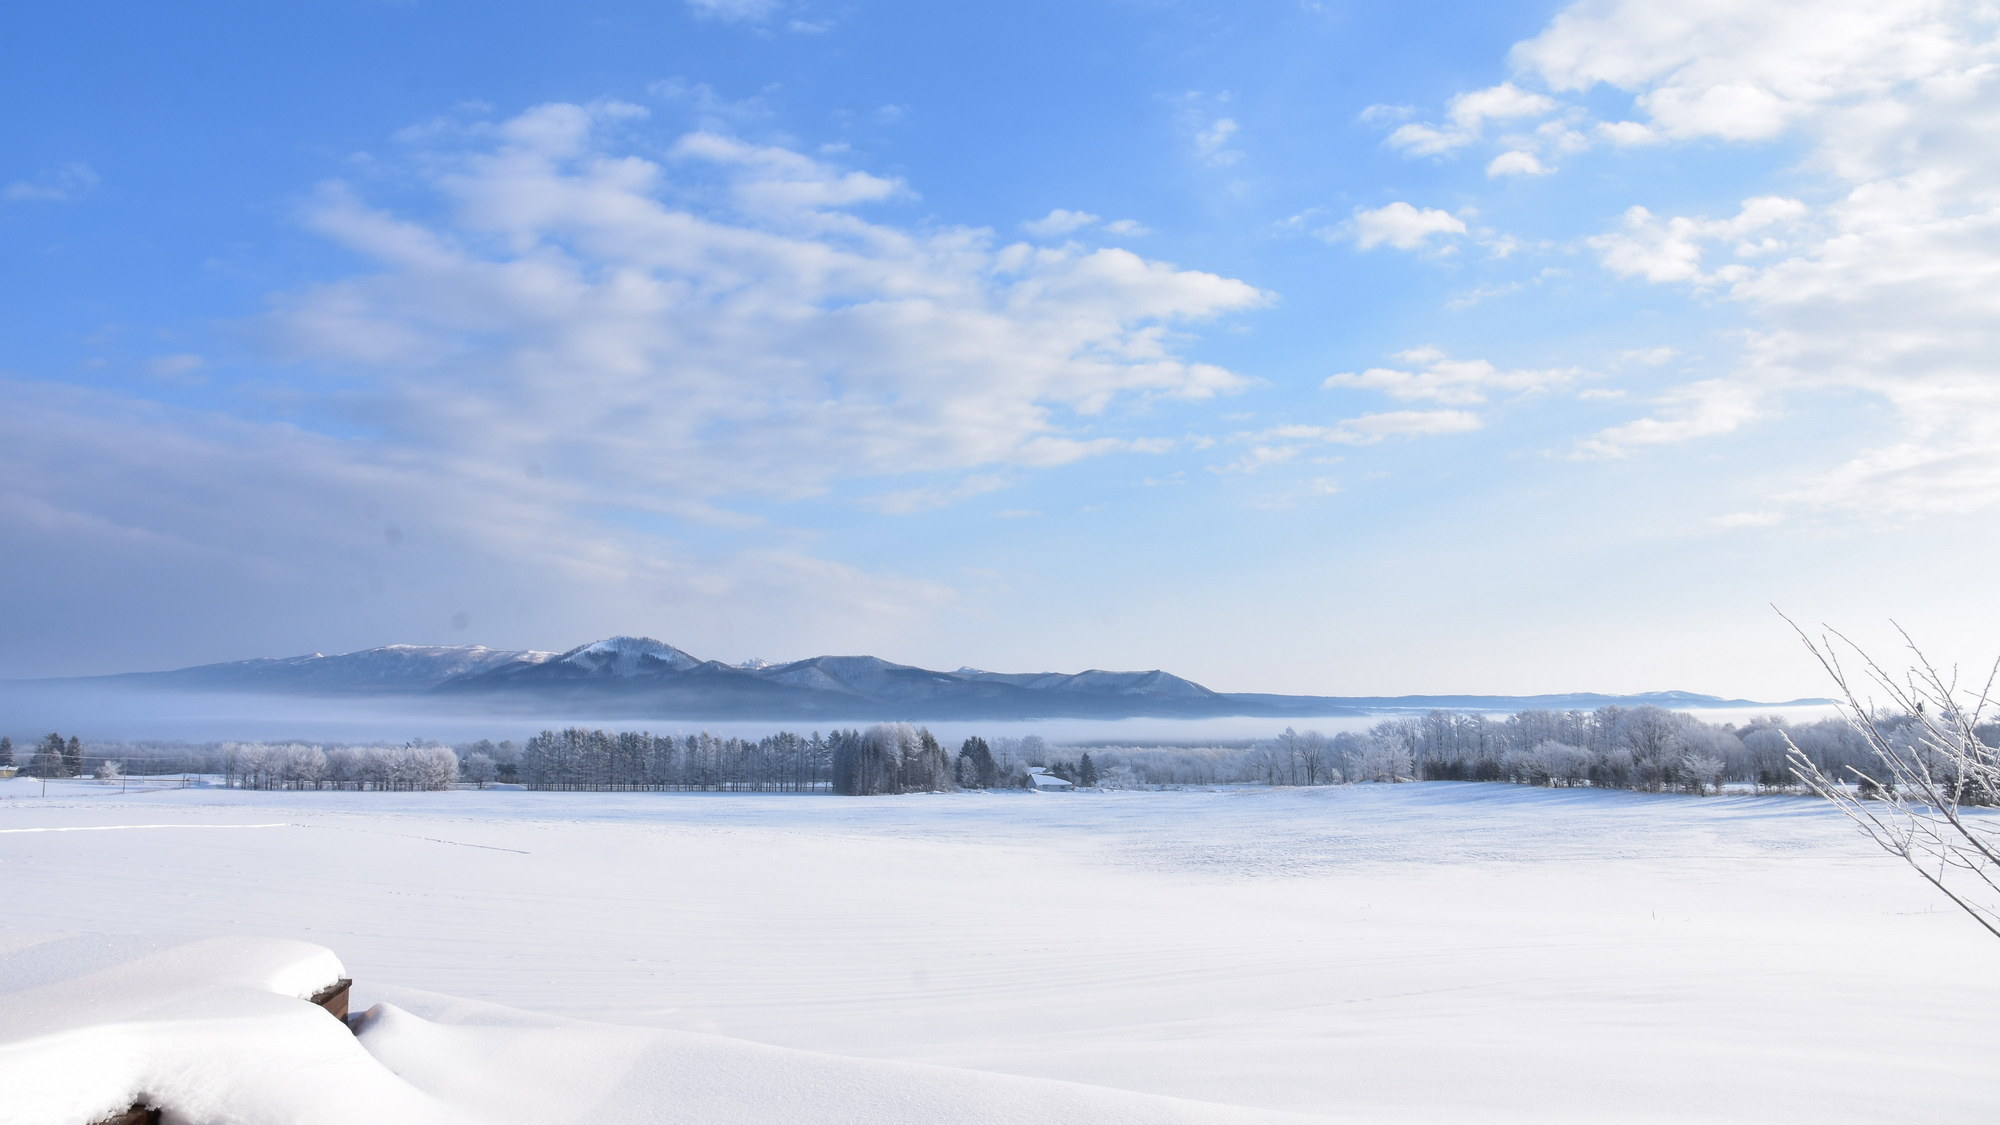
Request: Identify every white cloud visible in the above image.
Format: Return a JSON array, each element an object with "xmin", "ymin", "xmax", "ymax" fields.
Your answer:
[
  {"xmin": 1382, "ymin": 1, "xmax": 1992, "ymax": 178},
  {"xmin": 1233, "ymin": 411, "xmax": 1483, "ymax": 453},
  {"xmin": 1451, "ymin": 82, "xmax": 1560, "ymax": 127},
  {"xmin": 1325, "ymin": 347, "xmax": 1584, "ymax": 405},
  {"xmin": 867, "ymin": 473, "xmax": 1014, "ymax": 515},
  {"xmin": 1512, "ymin": 0, "xmax": 1983, "ymax": 145},
  {"xmin": 668, "ymin": 129, "xmax": 905, "ymax": 210},
  {"xmin": 1617, "ymin": 346, "xmax": 1679, "ymax": 366},
  {"xmin": 1385, "ymin": 82, "xmax": 1559, "ymax": 156},
  {"xmin": 1243, "ymin": 475, "xmax": 1345, "ymax": 510},
  {"xmin": 1588, "ymin": 196, "xmax": 1809, "ymax": 285},
  {"xmin": 0, "ymin": 101, "xmax": 1261, "ymax": 666},
  {"xmin": 147, "ymin": 354, "xmax": 205, "ymax": 377},
  {"xmin": 4, "ymin": 162, "xmax": 98, "ymax": 203},
  {"xmin": 1022, "ymin": 209, "xmax": 1100, "ymax": 237},
  {"xmin": 1344, "ymin": 202, "xmax": 1468, "ymax": 251},
  {"xmin": 647, "ymin": 79, "xmax": 778, "ymax": 133},
  {"xmin": 0, "ymin": 379, "xmax": 956, "ymax": 673},
  {"xmin": 1019, "ymin": 211, "xmax": 1149, "ymax": 239},
  {"xmin": 1326, "ymin": 410, "xmax": 1485, "ymax": 443},
  {"xmin": 1444, "ymin": 280, "xmax": 1526, "ymax": 310},
  {"xmin": 1773, "ymin": 417, "xmax": 2000, "ymax": 517},
  {"xmin": 269, "ymin": 101, "xmax": 1267, "ymax": 509},
  {"xmin": 1213, "ymin": 408, "xmax": 1480, "ymax": 475},
  {"xmin": 1541, "ymin": 0, "xmax": 2000, "ymax": 512},
  {"xmin": 1486, "ymin": 150, "xmax": 1549, "ymax": 177},
  {"xmin": 1379, "ymin": 3, "xmax": 2000, "ymax": 514},
  {"xmin": 1195, "ymin": 117, "xmax": 1243, "ymax": 166},
  {"xmin": 685, "ymin": 0, "xmax": 783, "ymax": 23},
  {"xmin": 1212, "ymin": 442, "xmax": 1302, "ymax": 475},
  {"xmin": 1595, "ymin": 120, "xmax": 1659, "ymax": 146},
  {"xmin": 1574, "ymin": 379, "xmax": 1763, "ymax": 458},
  {"xmin": 1172, "ymin": 92, "xmax": 1247, "ymax": 169}
]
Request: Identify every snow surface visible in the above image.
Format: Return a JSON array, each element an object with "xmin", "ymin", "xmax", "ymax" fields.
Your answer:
[{"xmin": 2, "ymin": 779, "xmax": 1995, "ymax": 1122}]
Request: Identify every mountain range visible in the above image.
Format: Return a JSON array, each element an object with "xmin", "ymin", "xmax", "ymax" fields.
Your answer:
[{"xmin": 46, "ymin": 636, "xmax": 1830, "ymax": 721}]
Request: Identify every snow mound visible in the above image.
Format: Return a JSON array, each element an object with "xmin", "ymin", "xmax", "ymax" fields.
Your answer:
[
  {"xmin": 0, "ymin": 936, "xmax": 1323, "ymax": 1125},
  {"xmin": 0, "ymin": 934, "xmax": 452, "ymax": 1125}
]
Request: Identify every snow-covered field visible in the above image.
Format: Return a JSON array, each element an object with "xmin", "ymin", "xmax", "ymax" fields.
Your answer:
[{"xmin": 2, "ymin": 778, "xmax": 1994, "ymax": 1122}]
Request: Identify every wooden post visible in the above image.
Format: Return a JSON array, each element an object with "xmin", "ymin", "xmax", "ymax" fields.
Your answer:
[{"xmin": 311, "ymin": 978, "xmax": 354, "ymax": 1026}]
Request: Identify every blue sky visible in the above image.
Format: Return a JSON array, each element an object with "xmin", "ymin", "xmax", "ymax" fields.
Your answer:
[{"xmin": 5, "ymin": 0, "xmax": 1998, "ymax": 697}]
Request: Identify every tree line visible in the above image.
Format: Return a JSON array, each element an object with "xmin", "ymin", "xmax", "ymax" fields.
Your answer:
[
  {"xmin": 217, "ymin": 742, "xmax": 461, "ymax": 790},
  {"xmin": 16, "ymin": 704, "xmax": 1985, "ymax": 799},
  {"xmin": 510, "ymin": 724, "xmax": 1046, "ymax": 794},
  {"xmin": 4, "ymin": 733, "xmax": 88, "ymax": 778},
  {"xmin": 1082, "ymin": 705, "xmax": 1970, "ymax": 796}
]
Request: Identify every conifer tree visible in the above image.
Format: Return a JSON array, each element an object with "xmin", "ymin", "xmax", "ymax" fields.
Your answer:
[
  {"xmin": 1079, "ymin": 752, "xmax": 1099, "ymax": 787},
  {"xmin": 958, "ymin": 736, "xmax": 999, "ymax": 789},
  {"xmin": 30, "ymin": 733, "xmax": 64, "ymax": 779},
  {"xmin": 0, "ymin": 736, "xmax": 12, "ymax": 768},
  {"xmin": 62, "ymin": 736, "xmax": 83, "ymax": 777}
]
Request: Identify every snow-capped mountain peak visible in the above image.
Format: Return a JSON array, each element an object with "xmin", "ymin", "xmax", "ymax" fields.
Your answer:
[{"xmin": 554, "ymin": 636, "xmax": 700, "ymax": 676}]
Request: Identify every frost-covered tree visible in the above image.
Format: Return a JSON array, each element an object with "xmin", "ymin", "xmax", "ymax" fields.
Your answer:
[
  {"xmin": 1786, "ymin": 625, "xmax": 2000, "ymax": 940},
  {"xmin": 1344, "ymin": 729, "xmax": 1412, "ymax": 783},
  {"xmin": 462, "ymin": 751, "xmax": 497, "ymax": 788},
  {"xmin": 1098, "ymin": 763, "xmax": 1143, "ymax": 789},
  {"xmin": 279, "ymin": 744, "xmax": 328, "ymax": 789},
  {"xmin": 28, "ymin": 734, "xmax": 64, "ymax": 778},
  {"xmin": 1294, "ymin": 729, "xmax": 1331, "ymax": 784},
  {"xmin": 94, "ymin": 759, "xmax": 121, "ymax": 781},
  {"xmin": 326, "ymin": 745, "xmax": 365, "ymax": 789},
  {"xmin": 905, "ymin": 728, "xmax": 952, "ymax": 791},
  {"xmin": 1740, "ymin": 725, "xmax": 1796, "ymax": 791}
]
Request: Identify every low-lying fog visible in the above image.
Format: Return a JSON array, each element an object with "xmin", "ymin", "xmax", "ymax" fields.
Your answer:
[{"xmin": 0, "ymin": 681, "xmax": 1842, "ymax": 746}]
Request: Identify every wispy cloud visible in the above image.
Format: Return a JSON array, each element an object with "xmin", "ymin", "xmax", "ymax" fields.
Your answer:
[
  {"xmin": 1022, "ymin": 209, "xmax": 1100, "ymax": 237},
  {"xmin": 271, "ymin": 101, "xmax": 1265, "ymax": 510},
  {"xmin": 1219, "ymin": 410, "xmax": 1482, "ymax": 473},
  {"xmin": 1174, "ymin": 93, "xmax": 1246, "ymax": 168},
  {"xmin": 4, "ymin": 162, "xmax": 98, "ymax": 203},
  {"xmin": 1574, "ymin": 379, "xmax": 1761, "ymax": 458},
  {"xmin": 1325, "ymin": 347, "xmax": 1584, "ymax": 405},
  {"xmin": 684, "ymin": 0, "xmax": 783, "ymax": 23},
  {"xmin": 867, "ymin": 474, "xmax": 1013, "ymax": 515},
  {"xmin": 1377, "ymin": 83, "xmax": 1557, "ymax": 157}
]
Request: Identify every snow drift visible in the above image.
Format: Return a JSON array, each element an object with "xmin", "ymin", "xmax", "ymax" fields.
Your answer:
[{"xmin": 0, "ymin": 935, "xmax": 1323, "ymax": 1125}]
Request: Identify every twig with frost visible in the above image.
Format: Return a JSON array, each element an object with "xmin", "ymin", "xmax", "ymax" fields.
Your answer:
[{"xmin": 1781, "ymin": 615, "xmax": 2000, "ymax": 940}]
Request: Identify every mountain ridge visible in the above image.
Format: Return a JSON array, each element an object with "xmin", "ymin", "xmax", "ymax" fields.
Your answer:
[{"xmin": 33, "ymin": 636, "xmax": 1832, "ymax": 721}]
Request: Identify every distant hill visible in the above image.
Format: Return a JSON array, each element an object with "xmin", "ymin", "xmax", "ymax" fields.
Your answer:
[{"xmin": 40, "ymin": 636, "xmax": 1830, "ymax": 721}]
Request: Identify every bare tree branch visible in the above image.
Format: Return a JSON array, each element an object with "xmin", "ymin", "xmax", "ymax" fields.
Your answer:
[{"xmin": 1779, "ymin": 611, "xmax": 2000, "ymax": 940}]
